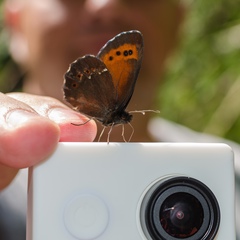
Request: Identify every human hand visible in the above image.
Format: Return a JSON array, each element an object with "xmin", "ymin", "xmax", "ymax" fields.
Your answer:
[{"xmin": 0, "ymin": 92, "xmax": 97, "ymax": 189}]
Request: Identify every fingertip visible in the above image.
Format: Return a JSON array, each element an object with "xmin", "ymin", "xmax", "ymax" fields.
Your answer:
[
  {"xmin": 47, "ymin": 107, "xmax": 97, "ymax": 142},
  {"xmin": 59, "ymin": 119, "xmax": 97, "ymax": 142},
  {"xmin": 0, "ymin": 117, "xmax": 60, "ymax": 168}
]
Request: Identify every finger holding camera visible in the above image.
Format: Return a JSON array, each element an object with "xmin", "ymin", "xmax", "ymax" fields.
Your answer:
[{"xmin": 0, "ymin": 92, "xmax": 97, "ymax": 189}]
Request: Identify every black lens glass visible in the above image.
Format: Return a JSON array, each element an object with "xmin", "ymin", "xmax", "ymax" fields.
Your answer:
[{"xmin": 159, "ymin": 192, "xmax": 204, "ymax": 238}]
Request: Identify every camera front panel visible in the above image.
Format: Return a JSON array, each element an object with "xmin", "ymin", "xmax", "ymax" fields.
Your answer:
[{"xmin": 27, "ymin": 143, "xmax": 235, "ymax": 240}]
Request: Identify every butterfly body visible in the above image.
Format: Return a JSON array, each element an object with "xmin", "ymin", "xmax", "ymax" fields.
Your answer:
[
  {"xmin": 100, "ymin": 109, "xmax": 133, "ymax": 127},
  {"xmin": 63, "ymin": 30, "xmax": 143, "ymax": 135}
]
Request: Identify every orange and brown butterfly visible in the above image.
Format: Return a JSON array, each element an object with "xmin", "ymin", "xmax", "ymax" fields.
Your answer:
[{"xmin": 63, "ymin": 30, "xmax": 145, "ymax": 141}]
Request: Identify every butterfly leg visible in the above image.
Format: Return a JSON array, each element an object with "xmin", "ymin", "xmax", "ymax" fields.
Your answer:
[
  {"xmin": 98, "ymin": 126, "xmax": 106, "ymax": 142},
  {"xmin": 121, "ymin": 124, "xmax": 127, "ymax": 142},
  {"xmin": 106, "ymin": 124, "xmax": 114, "ymax": 144},
  {"xmin": 71, "ymin": 118, "xmax": 92, "ymax": 126},
  {"xmin": 127, "ymin": 122, "xmax": 134, "ymax": 142}
]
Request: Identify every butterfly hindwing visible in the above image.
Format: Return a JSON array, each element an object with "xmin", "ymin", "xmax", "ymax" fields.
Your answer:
[{"xmin": 63, "ymin": 55, "xmax": 116, "ymax": 120}]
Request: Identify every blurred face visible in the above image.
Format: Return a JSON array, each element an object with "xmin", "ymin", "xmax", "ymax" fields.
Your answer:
[{"xmin": 6, "ymin": 0, "xmax": 183, "ymax": 104}]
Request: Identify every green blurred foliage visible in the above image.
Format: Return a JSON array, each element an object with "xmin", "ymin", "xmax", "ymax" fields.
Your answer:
[
  {"xmin": 158, "ymin": 0, "xmax": 240, "ymax": 143},
  {"xmin": 0, "ymin": 0, "xmax": 20, "ymax": 92}
]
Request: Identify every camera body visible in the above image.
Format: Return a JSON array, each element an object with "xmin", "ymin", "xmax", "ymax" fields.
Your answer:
[{"xmin": 27, "ymin": 142, "xmax": 235, "ymax": 240}]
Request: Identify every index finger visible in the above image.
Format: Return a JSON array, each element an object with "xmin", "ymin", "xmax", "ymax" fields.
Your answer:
[{"xmin": 7, "ymin": 92, "xmax": 97, "ymax": 142}]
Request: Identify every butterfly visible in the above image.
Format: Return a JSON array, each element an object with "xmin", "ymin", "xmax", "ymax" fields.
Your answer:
[{"xmin": 63, "ymin": 30, "xmax": 156, "ymax": 142}]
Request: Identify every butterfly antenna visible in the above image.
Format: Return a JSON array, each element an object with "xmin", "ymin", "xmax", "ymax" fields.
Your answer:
[
  {"xmin": 128, "ymin": 122, "xmax": 134, "ymax": 142},
  {"xmin": 71, "ymin": 118, "xmax": 92, "ymax": 126},
  {"xmin": 129, "ymin": 110, "xmax": 160, "ymax": 115},
  {"xmin": 98, "ymin": 126, "xmax": 106, "ymax": 142}
]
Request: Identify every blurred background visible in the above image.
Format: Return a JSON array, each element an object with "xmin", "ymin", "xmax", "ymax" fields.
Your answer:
[
  {"xmin": 0, "ymin": 0, "xmax": 240, "ymax": 143},
  {"xmin": 158, "ymin": 0, "xmax": 240, "ymax": 143}
]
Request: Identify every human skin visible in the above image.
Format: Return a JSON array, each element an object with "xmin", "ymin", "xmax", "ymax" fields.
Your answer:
[{"xmin": 0, "ymin": 92, "xmax": 97, "ymax": 189}]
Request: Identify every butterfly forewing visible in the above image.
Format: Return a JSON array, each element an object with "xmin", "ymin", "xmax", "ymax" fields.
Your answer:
[{"xmin": 97, "ymin": 30, "xmax": 143, "ymax": 110}]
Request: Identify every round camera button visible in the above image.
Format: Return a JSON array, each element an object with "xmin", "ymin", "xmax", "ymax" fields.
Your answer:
[{"xmin": 64, "ymin": 194, "xmax": 109, "ymax": 239}]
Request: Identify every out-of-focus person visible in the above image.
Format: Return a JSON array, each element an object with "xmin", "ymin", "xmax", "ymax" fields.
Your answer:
[{"xmin": 0, "ymin": 1, "xmax": 185, "ymax": 239}]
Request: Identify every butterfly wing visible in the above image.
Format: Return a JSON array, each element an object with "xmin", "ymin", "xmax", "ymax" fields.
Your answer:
[
  {"xmin": 97, "ymin": 30, "xmax": 143, "ymax": 111},
  {"xmin": 63, "ymin": 55, "xmax": 116, "ymax": 121}
]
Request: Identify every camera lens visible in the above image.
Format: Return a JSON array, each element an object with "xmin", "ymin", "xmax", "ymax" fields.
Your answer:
[
  {"xmin": 159, "ymin": 192, "xmax": 203, "ymax": 238},
  {"xmin": 139, "ymin": 177, "xmax": 220, "ymax": 240}
]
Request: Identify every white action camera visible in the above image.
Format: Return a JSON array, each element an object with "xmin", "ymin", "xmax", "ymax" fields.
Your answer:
[{"xmin": 27, "ymin": 143, "xmax": 235, "ymax": 240}]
